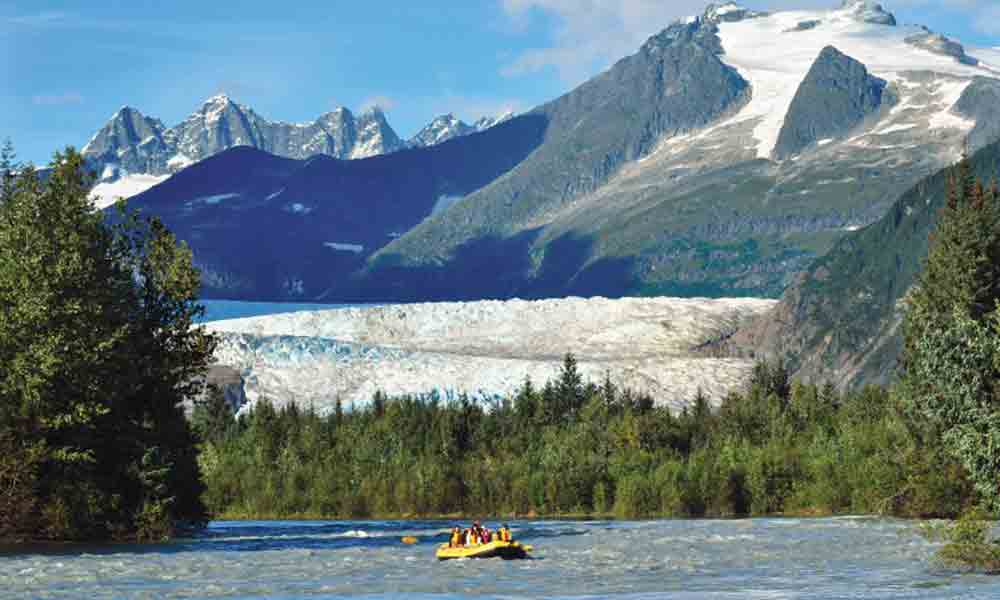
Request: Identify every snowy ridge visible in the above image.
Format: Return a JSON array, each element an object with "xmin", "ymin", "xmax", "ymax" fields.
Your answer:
[
  {"xmin": 80, "ymin": 95, "xmax": 515, "ymax": 201},
  {"xmin": 713, "ymin": 6, "xmax": 991, "ymax": 159},
  {"xmin": 408, "ymin": 111, "xmax": 516, "ymax": 148}
]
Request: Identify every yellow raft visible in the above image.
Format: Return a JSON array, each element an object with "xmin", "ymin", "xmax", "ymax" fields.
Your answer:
[{"xmin": 436, "ymin": 540, "xmax": 533, "ymax": 560}]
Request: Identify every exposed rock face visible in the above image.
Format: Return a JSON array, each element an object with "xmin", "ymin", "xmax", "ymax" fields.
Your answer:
[
  {"xmin": 206, "ymin": 296, "xmax": 777, "ymax": 413},
  {"xmin": 82, "ymin": 108, "xmax": 173, "ymax": 178},
  {"xmin": 787, "ymin": 19, "xmax": 821, "ymax": 32},
  {"xmin": 840, "ymin": 0, "xmax": 895, "ymax": 26},
  {"xmin": 906, "ymin": 29, "xmax": 978, "ymax": 66},
  {"xmin": 188, "ymin": 364, "xmax": 247, "ymax": 415},
  {"xmin": 730, "ymin": 139, "xmax": 1000, "ymax": 389},
  {"xmin": 773, "ymin": 46, "xmax": 893, "ymax": 159},
  {"xmin": 955, "ymin": 77, "xmax": 1000, "ymax": 151}
]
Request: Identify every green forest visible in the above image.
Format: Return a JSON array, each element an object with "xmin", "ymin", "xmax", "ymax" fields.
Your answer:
[{"xmin": 196, "ymin": 359, "xmax": 972, "ymax": 520}]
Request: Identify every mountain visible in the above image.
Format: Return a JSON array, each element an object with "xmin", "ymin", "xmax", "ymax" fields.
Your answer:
[
  {"xmin": 772, "ymin": 46, "xmax": 894, "ymax": 159},
  {"xmin": 357, "ymin": 2, "xmax": 1000, "ymax": 301},
  {"xmin": 731, "ymin": 138, "xmax": 1000, "ymax": 389},
  {"xmin": 408, "ymin": 112, "xmax": 514, "ymax": 148},
  {"xmin": 83, "ymin": 95, "xmax": 513, "ymax": 208},
  {"xmin": 116, "ymin": 2, "xmax": 1000, "ymax": 304},
  {"xmin": 116, "ymin": 115, "xmax": 547, "ymax": 300}
]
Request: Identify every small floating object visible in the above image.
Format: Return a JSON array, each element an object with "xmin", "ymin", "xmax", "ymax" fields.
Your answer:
[
  {"xmin": 401, "ymin": 536, "xmax": 418, "ymax": 544},
  {"xmin": 436, "ymin": 540, "xmax": 532, "ymax": 560}
]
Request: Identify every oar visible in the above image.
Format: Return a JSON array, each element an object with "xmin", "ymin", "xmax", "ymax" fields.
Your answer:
[{"xmin": 401, "ymin": 536, "xmax": 418, "ymax": 544}]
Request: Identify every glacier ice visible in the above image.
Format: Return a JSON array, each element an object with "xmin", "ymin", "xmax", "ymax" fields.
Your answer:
[{"xmin": 205, "ymin": 296, "xmax": 777, "ymax": 415}]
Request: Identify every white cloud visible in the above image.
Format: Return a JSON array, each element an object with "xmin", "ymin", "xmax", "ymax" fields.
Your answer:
[
  {"xmin": 359, "ymin": 95, "xmax": 397, "ymax": 113},
  {"xmin": 32, "ymin": 92, "xmax": 84, "ymax": 106},
  {"xmin": 498, "ymin": 0, "xmax": 995, "ymax": 84}
]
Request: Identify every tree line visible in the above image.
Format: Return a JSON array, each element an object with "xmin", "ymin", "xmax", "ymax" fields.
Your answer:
[{"xmin": 195, "ymin": 357, "xmax": 971, "ymax": 520}]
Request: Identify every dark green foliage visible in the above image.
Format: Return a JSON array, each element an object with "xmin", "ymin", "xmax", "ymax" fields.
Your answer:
[
  {"xmin": 202, "ymin": 358, "xmax": 973, "ymax": 520},
  {"xmin": 0, "ymin": 147, "xmax": 215, "ymax": 542},
  {"xmin": 899, "ymin": 156, "xmax": 1000, "ymax": 512},
  {"xmin": 926, "ymin": 508, "xmax": 1000, "ymax": 573}
]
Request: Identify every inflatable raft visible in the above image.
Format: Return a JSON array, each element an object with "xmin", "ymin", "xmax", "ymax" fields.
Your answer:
[{"xmin": 436, "ymin": 540, "xmax": 532, "ymax": 560}]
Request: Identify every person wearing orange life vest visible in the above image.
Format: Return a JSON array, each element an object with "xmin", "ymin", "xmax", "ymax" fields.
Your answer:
[
  {"xmin": 449, "ymin": 527, "xmax": 462, "ymax": 548},
  {"xmin": 499, "ymin": 525, "xmax": 512, "ymax": 542}
]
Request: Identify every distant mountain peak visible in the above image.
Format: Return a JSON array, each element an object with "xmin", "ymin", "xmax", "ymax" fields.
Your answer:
[
  {"xmin": 205, "ymin": 93, "xmax": 232, "ymax": 104},
  {"xmin": 838, "ymin": 0, "xmax": 896, "ymax": 26},
  {"xmin": 703, "ymin": 3, "xmax": 765, "ymax": 24}
]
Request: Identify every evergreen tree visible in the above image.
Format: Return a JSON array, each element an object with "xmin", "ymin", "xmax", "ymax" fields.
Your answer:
[
  {"xmin": 556, "ymin": 352, "xmax": 584, "ymax": 421},
  {"xmin": 0, "ymin": 138, "xmax": 17, "ymax": 203},
  {"xmin": 0, "ymin": 147, "xmax": 215, "ymax": 541},
  {"xmin": 899, "ymin": 153, "xmax": 1000, "ymax": 510}
]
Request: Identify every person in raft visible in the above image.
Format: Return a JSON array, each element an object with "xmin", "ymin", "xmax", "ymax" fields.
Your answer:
[{"xmin": 450, "ymin": 523, "xmax": 514, "ymax": 547}]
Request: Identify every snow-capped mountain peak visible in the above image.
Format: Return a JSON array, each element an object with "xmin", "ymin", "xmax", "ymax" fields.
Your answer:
[
  {"xmin": 838, "ymin": 0, "xmax": 896, "ymax": 26},
  {"xmin": 703, "ymin": 3, "xmax": 764, "ymax": 24},
  {"xmin": 408, "ymin": 110, "xmax": 517, "ymax": 148},
  {"xmin": 409, "ymin": 113, "xmax": 474, "ymax": 147}
]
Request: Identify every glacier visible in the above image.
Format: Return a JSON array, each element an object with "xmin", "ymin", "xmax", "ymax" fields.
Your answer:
[{"xmin": 204, "ymin": 296, "xmax": 777, "ymax": 415}]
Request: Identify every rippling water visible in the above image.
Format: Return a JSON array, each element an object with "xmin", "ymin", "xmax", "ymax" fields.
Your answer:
[{"xmin": 2, "ymin": 518, "xmax": 999, "ymax": 599}]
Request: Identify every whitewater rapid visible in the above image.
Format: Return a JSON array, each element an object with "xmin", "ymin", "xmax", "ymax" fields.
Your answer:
[{"xmin": 2, "ymin": 518, "xmax": 997, "ymax": 598}]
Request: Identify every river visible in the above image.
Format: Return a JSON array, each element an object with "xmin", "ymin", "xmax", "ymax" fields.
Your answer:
[{"xmin": 2, "ymin": 518, "xmax": 999, "ymax": 599}]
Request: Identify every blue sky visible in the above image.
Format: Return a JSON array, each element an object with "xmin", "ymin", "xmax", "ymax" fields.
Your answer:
[{"xmin": 2, "ymin": 0, "xmax": 997, "ymax": 165}]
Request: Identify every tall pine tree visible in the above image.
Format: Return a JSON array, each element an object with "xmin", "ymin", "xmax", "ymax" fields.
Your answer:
[
  {"xmin": 0, "ymin": 147, "xmax": 215, "ymax": 541},
  {"xmin": 900, "ymin": 151, "xmax": 1000, "ymax": 510}
]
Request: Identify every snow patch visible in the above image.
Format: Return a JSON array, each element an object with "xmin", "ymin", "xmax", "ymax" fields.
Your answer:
[
  {"xmin": 193, "ymin": 193, "xmax": 239, "ymax": 205},
  {"xmin": 873, "ymin": 123, "xmax": 917, "ymax": 135},
  {"xmin": 167, "ymin": 153, "xmax": 194, "ymax": 170},
  {"xmin": 432, "ymin": 194, "xmax": 463, "ymax": 215},
  {"xmin": 927, "ymin": 78, "xmax": 975, "ymax": 131},
  {"xmin": 89, "ymin": 174, "xmax": 168, "ymax": 210},
  {"xmin": 324, "ymin": 242, "xmax": 364, "ymax": 254}
]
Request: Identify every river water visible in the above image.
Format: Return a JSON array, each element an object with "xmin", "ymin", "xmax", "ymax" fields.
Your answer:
[{"xmin": 2, "ymin": 518, "xmax": 998, "ymax": 599}]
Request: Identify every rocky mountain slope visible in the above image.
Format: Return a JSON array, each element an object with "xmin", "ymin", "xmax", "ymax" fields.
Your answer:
[
  {"xmin": 206, "ymin": 296, "xmax": 776, "ymax": 413},
  {"xmin": 115, "ymin": 1, "xmax": 1000, "ymax": 305},
  {"xmin": 730, "ymin": 138, "xmax": 1000, "ymax": 389},
  {"xmin": 116, "ymin": 115, "xmax": 547, "ymax": 300},
  {"xmin": 84, "ymin": 96, "xmax": 510, "ymax": 208},
  {"xmin": 356, "ymin": 1, "xmax": 1000, "ymax": 301}
]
